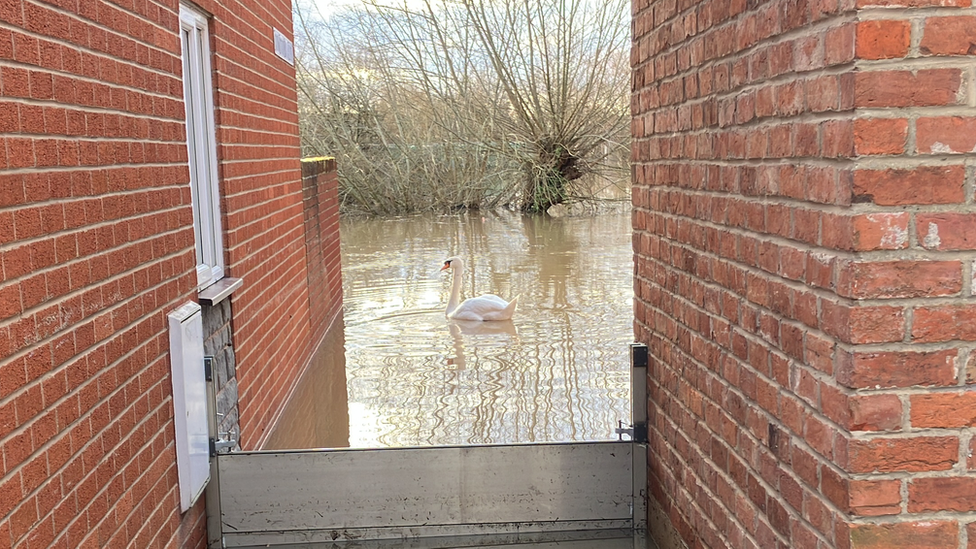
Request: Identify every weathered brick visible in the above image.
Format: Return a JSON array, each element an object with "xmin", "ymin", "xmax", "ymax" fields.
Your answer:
[
  {"xmin": 822, "ymin": 212, "xmax": 909, "ymax": 252},
  {"xmin": 920, "ymin": 16, "xmax": 976, "ymax": 56},
  {"xmin": 855, "ymin": 69, "xmax": 963, "ymax": 108},
  {"xmin": 858, "ymin": 0, "xmax": 970, "ymax": 4},
  {"xmin": 856, "ymin": 19, "xmax": 910, "ymax": 60},
  {"xmin": 821, "ymin": 300, "xmax": 905, "ymax": 344},
  {"xmin": 854, "ymin": 118, "xmax": 908, "ymax": 156},
  {"xmin": 917, "ymin": 213, "xmax": 976, "ymax": 251},
  {"xmin": 912, "ymin": 304, "xmax": 976, "ymax": 342},
  {"xmin": 848, "ymin": 436, "xmax": 958, "ymax": 473},
  {"xmin": 850, "ymin": 479, "xmax": 901, "ymax": 516},
  {"xmin": 916, "ymin": 117, "xmax": 976, "ymax": 155},
  {"xmin": 852, "ymin": 165, "xmax": 966, "ymax": 206},
  {"xmin": 910, "ymin": 392, "xmax": 976, "ymax": 428},
  {"xmin": 909, "ymin": 477, "xmax": 976, "ymax": 513},
  {"xmin": 837, "ymin": 349, "xmax": 958, "ymax": 389},
  {"xmin": 852, "ymin": 213, "xmax": 909, "ymax": 250},
  {"xmin": 967, "ymin": 351, "xmax": 976, "ymax": 385},
  {"xmin": 849, "ymin": 521, "xmax": 958, "ymax": 548},
  {"xmin": 850, "ymin": 393, "xmax": 903, "ymax": 431},
  {"xmin": 837, "ymin": 259, "xmax": 962, "ymax": 299}
]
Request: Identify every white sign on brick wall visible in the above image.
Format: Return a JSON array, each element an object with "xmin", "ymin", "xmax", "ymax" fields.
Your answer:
[{"xmin": 274, "ymin": 27, "xmax": 294, "ymax": 66}]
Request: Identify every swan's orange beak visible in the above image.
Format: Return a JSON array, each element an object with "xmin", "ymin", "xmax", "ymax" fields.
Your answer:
[{"xmin": 440, "ymin": 261, "xmax": 451, "ymax": 271}]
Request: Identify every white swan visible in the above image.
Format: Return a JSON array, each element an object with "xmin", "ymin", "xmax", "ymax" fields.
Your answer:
[{"xmin": 440, "ymin": 256, "xmax": 519, "ymax": 321}]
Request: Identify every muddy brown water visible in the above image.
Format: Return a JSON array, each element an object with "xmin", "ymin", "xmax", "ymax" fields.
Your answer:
[{"xmin": 266, "ymin": 208, "xmax": 634, "ymax": 449}]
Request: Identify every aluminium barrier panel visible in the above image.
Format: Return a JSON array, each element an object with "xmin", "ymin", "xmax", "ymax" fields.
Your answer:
[{"xmin": 217, "ymin": 441, "xmax": 634, "ymax": 546}]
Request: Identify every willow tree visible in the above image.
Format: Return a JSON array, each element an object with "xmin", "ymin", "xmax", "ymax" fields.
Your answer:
[{"xmin": 294, "ymin": 0, "xmax": 630, "ymax": 214}]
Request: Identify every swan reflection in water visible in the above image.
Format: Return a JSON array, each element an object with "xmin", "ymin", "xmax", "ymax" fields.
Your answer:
[{"xmin": 447, "ymin": 319, "xmax": 519, "ymax": 370}]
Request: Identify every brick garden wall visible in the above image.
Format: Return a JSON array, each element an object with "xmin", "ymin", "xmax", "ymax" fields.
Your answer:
[
  {"xmin": 0, "ymin": 0, "xmax": 322, "ymax": 546},
  {"xmin": 256, "ymin": 157, "xmax": 343, "ymax": 448},
  {"xmin": 301, "ymin": 157, "xmax": 343, "ymax": 354},
  {"xmin": 632, "ymin": 0, "xmax": 976, "ymax": 547}
]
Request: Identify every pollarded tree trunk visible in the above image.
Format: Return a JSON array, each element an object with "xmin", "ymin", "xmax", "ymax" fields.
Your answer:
[{"xmin": 522, "ymin": 146, "xmax": 583, "ymax": 213}]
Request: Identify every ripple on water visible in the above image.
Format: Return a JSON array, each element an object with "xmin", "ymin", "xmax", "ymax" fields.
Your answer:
[{"xmin": 296, "ymin": 209, "xmax": 635, "ymax": 448}]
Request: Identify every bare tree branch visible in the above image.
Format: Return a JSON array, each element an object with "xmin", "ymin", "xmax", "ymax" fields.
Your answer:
[{"xmin": 293, "ymin": 0, "xmax": 629, "ymax": 215}]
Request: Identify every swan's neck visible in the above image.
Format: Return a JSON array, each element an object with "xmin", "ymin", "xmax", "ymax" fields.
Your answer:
[{"xmin": 447, "ymin": 260, "xmax": 464, "ymax": 315}]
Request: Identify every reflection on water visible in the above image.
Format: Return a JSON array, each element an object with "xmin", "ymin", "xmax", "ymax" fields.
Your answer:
[
  {"xmin": 265, "ymin": 209, "xmax": 633, "ymax": 449},
  {"xmin": 264, "ymin": 326, "xmax": 350, "ymax": 449},
  {"xmin": 337, "ymin": 209, "xmax": 634, "ymax": 447}
]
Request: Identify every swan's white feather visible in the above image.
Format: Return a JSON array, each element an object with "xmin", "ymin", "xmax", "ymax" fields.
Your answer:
[
  {"xmin": 449, "ymin": 294, "xmax": 519, "ymax": 321},
  {"xmin": 442, "ymin": 256, "xmax": 518, "ymax": 321}
]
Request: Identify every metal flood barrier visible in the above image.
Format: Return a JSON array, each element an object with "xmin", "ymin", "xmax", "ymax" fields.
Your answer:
[
  {"xmin": 216, "ymin": 441, "xmax": 642, "ymax": 546},
  {"xmin": 207, "ymin": 344, "xmax": 649, "ymax": 547}
]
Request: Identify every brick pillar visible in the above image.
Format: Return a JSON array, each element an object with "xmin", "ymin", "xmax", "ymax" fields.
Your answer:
[{"xmin": 632, "ymin": 1, "xmax": 976, "ymax": 548}]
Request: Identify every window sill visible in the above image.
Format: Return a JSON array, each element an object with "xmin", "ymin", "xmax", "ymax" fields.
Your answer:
[{"xmin": 198, "ymin": 277, "xmax": 243, "ymax": 306}]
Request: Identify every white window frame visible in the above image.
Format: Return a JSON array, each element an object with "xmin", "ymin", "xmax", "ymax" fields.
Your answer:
[{"xmin": 180, "ymin": 4, "xmax": 225, "ymax": 289}]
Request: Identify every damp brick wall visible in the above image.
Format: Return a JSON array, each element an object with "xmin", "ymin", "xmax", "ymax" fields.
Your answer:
[
  {"xmin": 0, "ymin": 0, "xmax": 313, "ymax": 546},
  {"xmin": 632, "ymin": 0, "xmax": 976, "ymax": 548},
  {"xmin": 301, "ymin": 157, "xmax": 343, "ymax": 352}
]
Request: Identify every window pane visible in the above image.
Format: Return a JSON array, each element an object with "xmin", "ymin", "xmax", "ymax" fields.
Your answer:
[{"xmin": 180, "ymin": 5, "xmax": 224, "ymax": 289}]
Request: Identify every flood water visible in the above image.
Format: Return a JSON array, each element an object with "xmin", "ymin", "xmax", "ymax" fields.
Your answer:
[{"xmin": 268, "ymin": 208, "xmax": 634, "ymax": 449}]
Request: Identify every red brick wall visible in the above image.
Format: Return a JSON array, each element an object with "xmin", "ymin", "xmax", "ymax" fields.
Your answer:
[
  {"xmin": 0, "ymin": 0, "xmax": 319, "ymax": 545},
  {"xmin": 0, "ymin": 0, "xmax": 203, "ymax": 546},
  {"xmin": 843, "ymin": 2, "xmax": 976, "ymax": 546},
  {"xmin": 633, "ymin": 0, "xmax": 976, "ymax": 547},
  {"xmin": 301, "ymin": 157, "xmax": 343, "ymax": 350}
]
